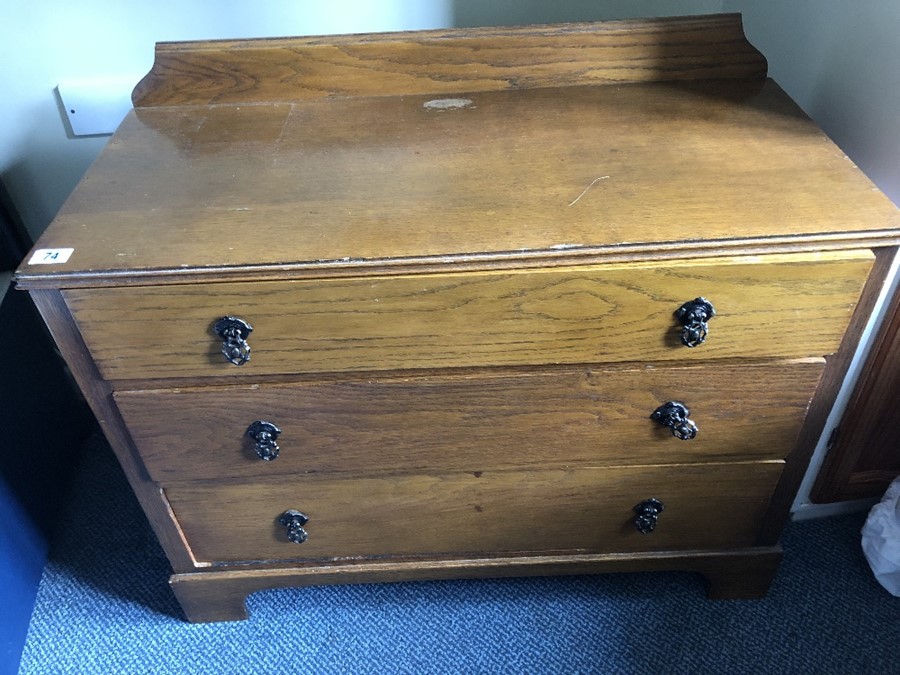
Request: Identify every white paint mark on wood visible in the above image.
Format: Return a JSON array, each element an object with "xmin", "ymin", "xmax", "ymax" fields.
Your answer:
[{"xmin": 423, "ymin": 98, "xmax": 474, "ymax": 110}]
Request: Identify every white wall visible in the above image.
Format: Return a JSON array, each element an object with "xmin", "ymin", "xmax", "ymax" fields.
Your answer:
[
  {"xmin": 0, "ymin": 1, "xmax": 723, "ymax": 242},
  {"xmin": 0, "ymin": 1, "xmax": 454, "ymax": 241}
]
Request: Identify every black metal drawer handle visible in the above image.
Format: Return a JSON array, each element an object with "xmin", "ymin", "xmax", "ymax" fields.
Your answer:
[
  {"xmin": 676, "ymin": 297, "xmax": 715, "ymax": 347},
  {"xmin": 279, "ymin": 510, "xmax": 309, "ymax": 544},
  {"xmin": 651, "ymin": 401, "xmax": 698, "ymax": 440},
  {"xmin": 247, "ymin": 420, "xmax": 282, "ymax": 461},
  {"xmin": 633, "ymin": 498, "xmax": 664, "ymax": 534},
  {"xmin": 214, "ymin": 316, "xmax": 253, "ymax": 366}
]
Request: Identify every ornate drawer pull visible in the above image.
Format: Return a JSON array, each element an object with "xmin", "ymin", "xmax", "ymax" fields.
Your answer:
[
  {"xmin": 247, "ymin": 420, "xmax": 282, "ymax": 461},
  {"xmin": 279, "ymin": 510, "xmax": 309, "ymax": 544},
  {"xmin": 676, "ymin": 297, "xmax": 715, "ymax": 347},
  {"xmin": 633, "ymin": 498, "xmax": 664, "ymax": 534},
  {"xmin": 214, "ymin": 316, "xmax": 253, "ymax": 366},
  {"xmin": 650, "ymin": 401, "xmax": 698, "ymax": 440}
]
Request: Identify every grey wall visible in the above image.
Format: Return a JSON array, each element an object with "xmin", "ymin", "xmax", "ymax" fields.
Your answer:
[
  {"xmin": 450, "ymin": 0, "xmax": 723, "ymax": 26},
  {"xmin": 726, "ymin": 0, "xmax": 900, "ymax": 205}
]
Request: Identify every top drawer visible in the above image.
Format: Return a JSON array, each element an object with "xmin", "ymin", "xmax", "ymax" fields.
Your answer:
[{"xmin": 63, "ymin": 251, "xmax": 873, "ymax": 381}]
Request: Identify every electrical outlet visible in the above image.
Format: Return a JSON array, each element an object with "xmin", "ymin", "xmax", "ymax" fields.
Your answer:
[{"xmin": 57, "ymin": 76, "xmax": 139, "ymax": 136}]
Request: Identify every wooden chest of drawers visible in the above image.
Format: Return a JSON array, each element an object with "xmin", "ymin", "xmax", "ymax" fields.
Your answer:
[{"xmin": 17, "ymin": 15, "xmax": 900, "ymax": 622}]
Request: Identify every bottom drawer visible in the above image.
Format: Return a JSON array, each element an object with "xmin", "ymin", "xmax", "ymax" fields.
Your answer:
[{"xmin": 167, "ymin": 462, "xmax": 783, "ymax": 565}]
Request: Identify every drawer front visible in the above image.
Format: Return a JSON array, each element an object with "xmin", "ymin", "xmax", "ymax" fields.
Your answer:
[
  {"xmin": 65, "ymin": 251, "xmax": 872, "ymax": 380},
  {"xmin": 166, "ymin": 462, "xmax": 783, "ymax": 565},
  {"xmin": 117, "ymin": 360, "xmax": 823, "ymax": 482}
]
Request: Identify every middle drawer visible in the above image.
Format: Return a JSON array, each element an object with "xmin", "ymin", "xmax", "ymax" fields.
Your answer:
[{"xmin": 116, "ymin": 360, "xmax": 823, "ymax": 482}]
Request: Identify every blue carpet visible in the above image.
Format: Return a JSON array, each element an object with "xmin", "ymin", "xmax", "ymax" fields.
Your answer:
[{"xmin": 18, "ymin": 436, "xmax": 900, "ymax": 674}]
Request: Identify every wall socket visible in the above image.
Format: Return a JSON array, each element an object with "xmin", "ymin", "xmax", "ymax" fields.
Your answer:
[{"xmin": 57, "ymin": 76, "xmax": 139, "ymax": 136}]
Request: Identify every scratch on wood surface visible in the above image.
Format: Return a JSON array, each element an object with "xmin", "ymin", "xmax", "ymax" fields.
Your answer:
[{"xmin": 568, "ymin": 176, "xmax": 610, "ymax": 206}]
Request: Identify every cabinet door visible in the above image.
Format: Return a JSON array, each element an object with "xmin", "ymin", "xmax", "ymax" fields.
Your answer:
[{"xmin": 812, "ymin": 282, "xmax": 900, "ymax": 502}]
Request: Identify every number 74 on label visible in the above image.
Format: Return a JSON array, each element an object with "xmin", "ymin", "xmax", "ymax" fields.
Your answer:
[{"xmin": 28, "ymin": 248, "xmax": 75, "ymax": 265}]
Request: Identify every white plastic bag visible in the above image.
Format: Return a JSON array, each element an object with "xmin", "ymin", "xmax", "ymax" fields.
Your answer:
[{"xmin": 861, "ymin": 476, "xmax": 900, "ymax": 596}]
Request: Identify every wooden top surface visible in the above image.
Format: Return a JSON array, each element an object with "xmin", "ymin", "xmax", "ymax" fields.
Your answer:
[
  {"xmin": 131, "ymin": 14, "xmax": 768, "ymax": 107},
  {"xmin": 18, "ymin": 17, "xmax": 900, "ymax": 287}
]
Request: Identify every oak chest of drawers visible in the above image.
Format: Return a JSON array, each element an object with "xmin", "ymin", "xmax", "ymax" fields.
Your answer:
[{"xmin": 17, "ymin": 15, "xmax": 900, "ymax": 622}]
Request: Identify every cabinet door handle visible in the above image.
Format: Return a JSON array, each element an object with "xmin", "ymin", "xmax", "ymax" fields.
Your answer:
[
  {"xmin": 650, "ymin": 401, "xmax": 698, "ymax": 440},
  {"xmin": 633, "ymin": 498, "xmax": 665, "ymax": 534},
  {"xmin": 676, "ymin": 297, "xmax": 715, "ymax": 347},
  {"xmin": 247, "ymin": 420, "xmax": 282, "ymax": 461},
  {"xmin": 214, "ymin": 316, "xmax": 253, "ymax": 366},
  {"xmin": 279, "ymin": 510, "xmax": 309, "ymax": 544}
]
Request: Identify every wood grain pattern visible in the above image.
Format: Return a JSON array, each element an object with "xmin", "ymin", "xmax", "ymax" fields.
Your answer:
[
  {"xmin": 115, "ymin": 360, "xmax": 823, "ymax": 482},
  {"xmin": 170, "ymin": 546, "xmax": 783, "ymax": 622},
  {"xmin": 64, "ymin": 252, "xmax": 872, "ymax": 381},
  {"xmin": 166, "ymin": 462, "xmax": 782, "ymax": 565},
  {"xmin": 15, "ymin": 17, "xmax": 900, "ymax": 621},
  {"xmin": 132, "ymin": 15, "xmax": 766, "ymax": 107},
  {"xmin": 17, "ymin": 80, "xmax": 900, "ymax": 287}
]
